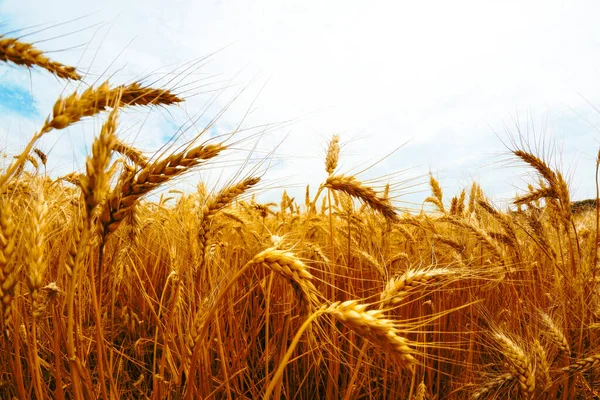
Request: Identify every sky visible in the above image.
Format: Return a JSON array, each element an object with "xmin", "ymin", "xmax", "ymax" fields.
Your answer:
[{"xmin": 1, "ymin": 0, "xmax": 599, "ymax": 209}]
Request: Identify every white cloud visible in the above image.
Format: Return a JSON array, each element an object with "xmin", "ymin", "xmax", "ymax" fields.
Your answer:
[{"xmin": 1, "ymin": 0, "xmax": 599, "ymax": 205}]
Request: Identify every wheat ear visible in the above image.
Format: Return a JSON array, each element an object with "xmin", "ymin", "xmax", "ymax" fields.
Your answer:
[
  {"xmin": 513, "ymin": 150, "xmax": 571, "ymax": 223},
  {"xmin": 0, "ymin": 35, "xmax": 81, "ymax": 79},
  {"xmin": 533, "ymin": 340, "xmax": 552, "ymax": 392},
  {"xmin": 81, "ymin": 105, "xmax": 118, "ymax": 217},
  {"xmin": 477, "ymin": 200, "xmax": 518, "ymax": 248},
  {"xmin": 380, "ymin": 267, "xmax": 457, "ymax": 309},
  {"xmin": 493, "ymin": 332, "xmax": 535, "ymax": 397},
  {"xmin": 325, "ymin": 134, "xmax": 340, "ymax": 175},
  {"xmin": 197, "ymin": 177, "xmax": 260, "ymax": 266},
  {"xmin": 471, "ymin": 373, "xmax": 514, "ymax": 399},
  {"xmin": 539, "ymin": 311, "xmax": 570, "ymax": 354},
  {"xmin": 0, "ymin": 81, "xmax": 182, "ymax": 188},
  {"xmin": 414, "ymin": 380, "xmax": 426, "ymax": 400},
  {"xmin": 41, "ymin": 81, "xmax": 182, "ymax": 134},
  {"xmin": 100, "ymin": 143, "xmax": 225, "ymax": 235},
  {"xmin": 438, "ymin": 216, "xmax": 504, "ymax": 265},
  {"xmin": 32, "ymin": 148, "xmax": 47, "ymax": 167},
  {"xmin": 425, "ymin": 174, "xmax": 445, "ymax": 213},
  {"xmin": 324, "ymin": 175, "xmax": 398, "ymax": 221},
  {"xmin": 324, "ymin": 300, "xmax": 416, "ymax": 369},
  {"xmin": 0, "ymin": 199, "xmax": 17, "ymax": 319},
  {"xmin": 187, "ymin": 247, "xmax": 319, "ymax": 359},
  {"xmin": 25, "ymin": 191, "xmax": 47, "ymax": 297},
  {"xmin": 249, "ymin": 247, "xmax": 319, "ymax": 316},
  {"xmin": 561, "ymin": 354, "xmax": 600, "ymax": 375},
  {"xmin": 113, "ymin": 140, "xmax": 148, "ymax": 167}
]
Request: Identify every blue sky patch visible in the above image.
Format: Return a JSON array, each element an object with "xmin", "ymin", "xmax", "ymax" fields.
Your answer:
[
  {"xmin": 160, "ymin": 119, "xmax": 180, "ymax": 144},
  {"xmin": 0, "ymin": 82, "xmax": 38, "ymax": 119}
]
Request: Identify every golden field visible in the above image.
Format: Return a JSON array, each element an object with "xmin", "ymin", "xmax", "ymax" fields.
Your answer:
[{"xmin": 0, "ymin": 34, "xmax": 600, "ymax": 399}]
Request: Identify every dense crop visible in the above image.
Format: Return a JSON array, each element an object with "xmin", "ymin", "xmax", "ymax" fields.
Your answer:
[{"xmin": 1, "ymin": 34, "xmax": 599, "ymax": 400}]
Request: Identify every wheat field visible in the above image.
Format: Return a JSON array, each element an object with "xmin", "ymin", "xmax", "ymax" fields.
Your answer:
[{"xmin": 1, "ymin": 33, "xmax": 600, "ymax": 400}]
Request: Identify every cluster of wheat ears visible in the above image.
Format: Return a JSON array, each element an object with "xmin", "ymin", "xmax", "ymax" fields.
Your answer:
[{"xmin": 0, "ymin": 33, "xmax": 600, "ymax": 400}]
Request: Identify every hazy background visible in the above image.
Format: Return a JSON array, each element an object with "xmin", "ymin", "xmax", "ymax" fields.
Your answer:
[{"xmin": 1, "ymin": 0, "xmax": 599, "ymax": 209}]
